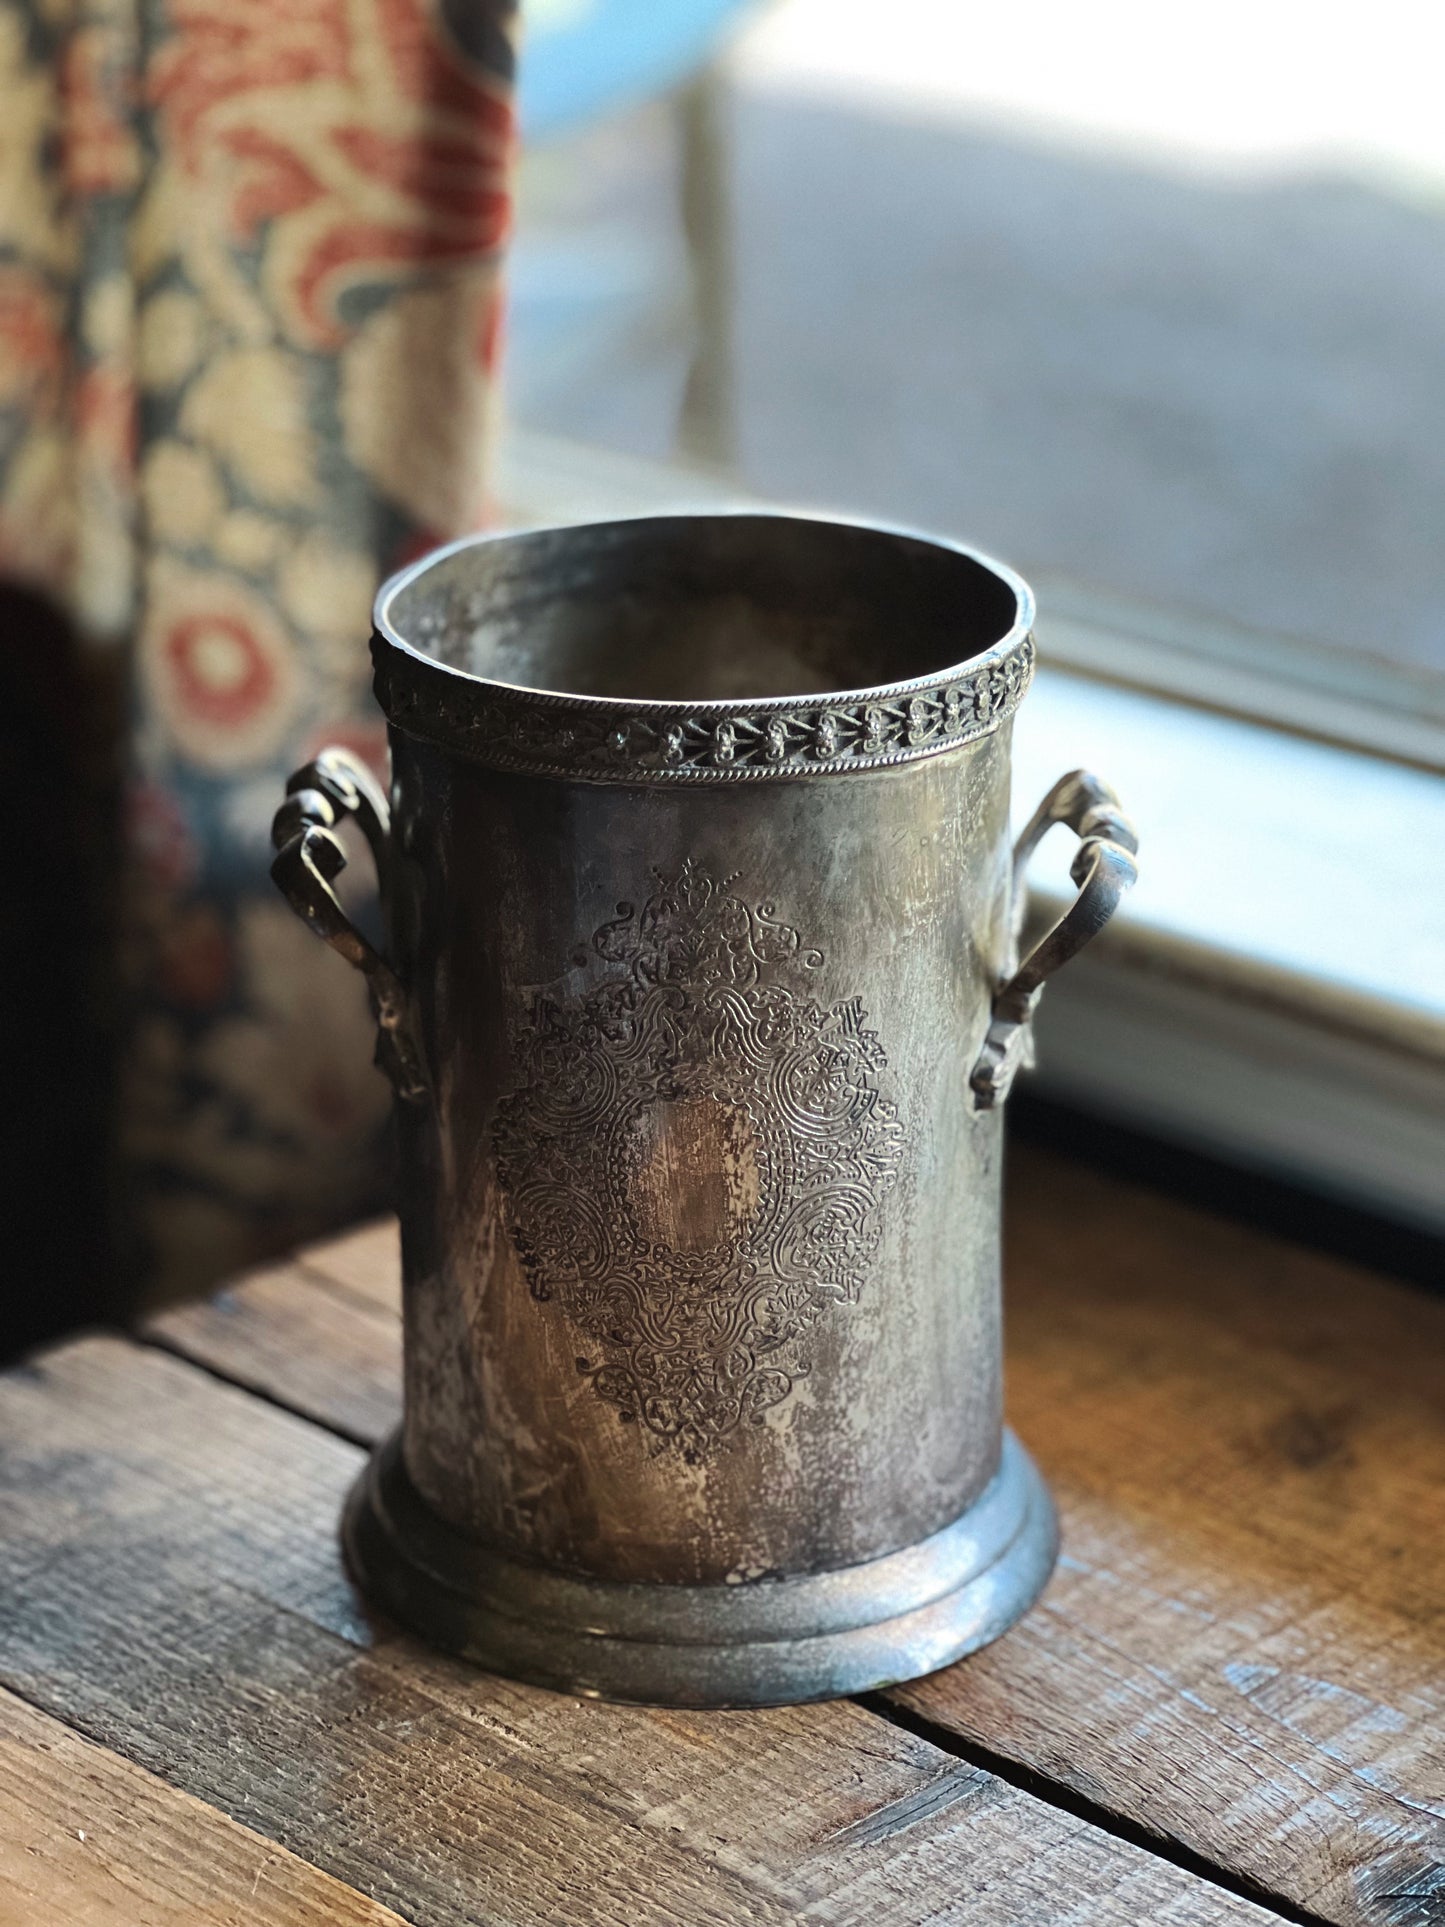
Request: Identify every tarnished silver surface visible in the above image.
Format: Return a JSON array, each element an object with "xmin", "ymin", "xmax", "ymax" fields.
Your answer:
[
  {"xmin": 270, "ymin": 512, "xmax": 1136, "ymax": 1705},
  {"xmin": 343, "ymin": 1428, "xmax": 1058, "ymax": 1706}
]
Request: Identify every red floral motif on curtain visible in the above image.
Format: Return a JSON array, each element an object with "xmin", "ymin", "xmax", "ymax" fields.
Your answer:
[{"xmin": 150, "ymin": 0, "xmax": 514, "ymax": 347}]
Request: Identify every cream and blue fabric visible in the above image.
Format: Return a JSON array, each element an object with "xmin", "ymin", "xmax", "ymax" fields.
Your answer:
[{"xmin": 0, "ymin": 0, "xmax": 517, "ymax": 1296}]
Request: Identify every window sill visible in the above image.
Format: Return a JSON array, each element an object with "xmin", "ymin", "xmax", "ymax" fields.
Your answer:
[{"xmin": 498, "ymin": 428, "xmax": 1445, "ymax": 1235}]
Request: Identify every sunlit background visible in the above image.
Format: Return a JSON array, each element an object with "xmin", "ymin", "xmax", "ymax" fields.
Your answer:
[
  {"xmin": 737, "ymin": 0, "xmax": 1445, "ymax": 181},
  {"xmin": 512, "ymin": 0, "xmax": 1445, "ymax": 674}
]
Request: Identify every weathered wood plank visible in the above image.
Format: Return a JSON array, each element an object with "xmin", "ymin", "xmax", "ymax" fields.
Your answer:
[
  {"xmin": 0, "ymin": 1335, "xmax": 1268, "ymax": 1926},
  {"xmin": 0, "ymin": 1685, "xmax": 407, "ymax": 1927},
  {"xmin": 899, "ymin": 1148, "xmax": 1445, "ymax": 1927},
  {"xmin": 150, "ymin": 1147, "xmax": 1445, "ymax": 1926},
  {"xmin": 147, "ymin": 1260, "xmax": 400, "ymax": 1445},
  {"xmin": 297, "ymin": 1218, "xmax": 401, "ymax": 1315}
]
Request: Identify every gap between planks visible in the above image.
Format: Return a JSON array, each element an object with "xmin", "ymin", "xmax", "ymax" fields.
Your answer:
[
  {"xmin": 858, "ymin": 1695, "xmax": 1331, "ymax": 1927},
  {"xmin": 0, "ymin": 1683, "xmax": 408, "ymax": 1927}
]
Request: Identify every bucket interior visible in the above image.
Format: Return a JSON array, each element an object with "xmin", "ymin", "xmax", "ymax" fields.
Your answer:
[{"xmin": 381, "ymin": 516, "xmax": 1023, "ymax": 704}]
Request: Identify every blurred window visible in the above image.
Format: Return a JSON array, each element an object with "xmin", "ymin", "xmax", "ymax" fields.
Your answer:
[{"xmin": 512, "ymin": 0, "xmax": 1445, "ymax": 746}]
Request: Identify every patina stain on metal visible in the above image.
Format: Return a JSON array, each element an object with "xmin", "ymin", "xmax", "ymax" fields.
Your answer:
[
  {"xmin": 492, "ymin": 859, "xmax": 905, "ymax": 1461},
  {"xmin": 270, "ymin": 513, "xmax": 1138, "ymax": 1705}
]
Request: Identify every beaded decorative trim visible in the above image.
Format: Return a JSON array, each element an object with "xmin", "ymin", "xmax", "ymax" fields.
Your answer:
[{"xmin": 371, "ymin": 630, "xmax": 1034, "ymax": 783}]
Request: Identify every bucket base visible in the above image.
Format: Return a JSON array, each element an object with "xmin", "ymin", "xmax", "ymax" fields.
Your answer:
[{"xmin": 342, "ymin": 1429, "xmax": 1058, "ymax": 1707}]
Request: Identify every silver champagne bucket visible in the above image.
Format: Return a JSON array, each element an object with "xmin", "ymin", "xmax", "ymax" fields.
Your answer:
[{"xmin": 271, "ymin": 514, "xmax": 1137, "ymax": 1705}]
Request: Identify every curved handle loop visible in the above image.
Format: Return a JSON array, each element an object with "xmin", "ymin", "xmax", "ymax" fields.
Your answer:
[
  {"xmin": 270, "ymin": 747, "xmax": 427, "ymax": 1103},
  {"xmin": 970, "ymin": 769, "xmax": 1138, "ymax": 1110}
]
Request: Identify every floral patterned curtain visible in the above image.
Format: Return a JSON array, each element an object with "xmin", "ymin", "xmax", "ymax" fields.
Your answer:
[{"xmin": 0, "ymin": 0, "xmax": 516, "ymax": 1306}]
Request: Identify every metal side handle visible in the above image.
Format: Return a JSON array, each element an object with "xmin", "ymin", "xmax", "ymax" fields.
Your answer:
[
  {"xmin": 270, "ymin": 746, "xmax": 427, "ymax": 1103},
  {"xmin": 970, "ymin": 769, "xmax": 1138, "ymax": 1109}
]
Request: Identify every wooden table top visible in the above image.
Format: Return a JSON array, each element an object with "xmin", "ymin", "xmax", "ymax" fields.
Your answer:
[{"xmin": 2, "ymin": 1145, "xmax": 1441, "ymax": 1926}]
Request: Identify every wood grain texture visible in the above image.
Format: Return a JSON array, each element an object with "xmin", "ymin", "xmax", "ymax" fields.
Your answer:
[
  {"xmin": 0, "ymin": 1686, "xmax": 407, "ymax": 1927},
  {"xmin": 147, "ymin": 1260, "xmax": 400, "ymax": 1446},
  {"xmin": 898, "ymin": 1148, "xmax": 1445, "ymax": 1927},
  {"xmin": 0, "ymin": 1335, "xmax": 1268, "ymax": 1927},
  {"xmin": 151, "ymin": 1148, "xmax": 1445, "ymax": 1927},
  {"xmin": 297, "ymin": 1219, "xmax": 401, "ymax": 1315}
]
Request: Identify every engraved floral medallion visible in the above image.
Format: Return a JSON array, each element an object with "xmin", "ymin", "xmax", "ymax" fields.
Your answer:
[{"xmin": 493, "ymin": 862, "xmax": 906, "ymax": 1459}]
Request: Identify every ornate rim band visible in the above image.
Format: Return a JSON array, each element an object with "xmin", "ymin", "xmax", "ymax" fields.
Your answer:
[
  {"xmin": 371, "ymin": 517, "xmax": 1036, "ymax": 785},
  {"xmin": 370, "ymin": 629, "xmax": 1036, "ymax": 785}
]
